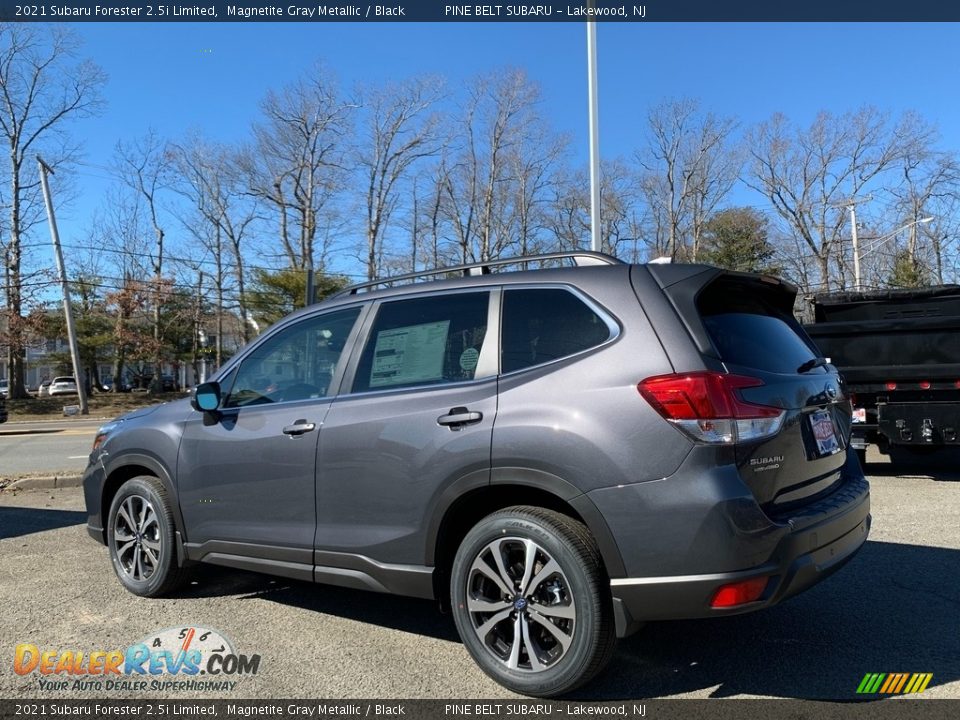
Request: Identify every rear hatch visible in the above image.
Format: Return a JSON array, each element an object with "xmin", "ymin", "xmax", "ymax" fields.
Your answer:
[{"xmin": 645, "ymin": 266, "xmax": 852, "ymax": 512}]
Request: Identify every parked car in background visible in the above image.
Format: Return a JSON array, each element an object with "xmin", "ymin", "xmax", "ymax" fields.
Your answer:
[
  {"xmin": 38, "ymin": 380, "xmax": 52, "ymax": 397},
  {"xmin": 161, "ymin": 374, "xmax": 178, "ymax": 392},
  {"xmin": 83, "ymin": 252, "xmax": 870, "ymax": 697},
  {"xmin": 0, "ymin": 392, "xmax": 7, "ymax": 423},
  {"xmin": 49, "ymin": 377, "xmax": 78, "ymax": 396},
  {"xmin": 0, "ymin": 379, "xmax": 8, "ymax": 397},
  {"xmin": 101, "ymin": 377, "xmax": 133, "ymax": 393}
]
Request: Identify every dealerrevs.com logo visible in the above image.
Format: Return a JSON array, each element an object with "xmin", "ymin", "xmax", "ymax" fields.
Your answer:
[{"xmin": 14, "ymin": 626, "xmax": 260, "ymax": 692}]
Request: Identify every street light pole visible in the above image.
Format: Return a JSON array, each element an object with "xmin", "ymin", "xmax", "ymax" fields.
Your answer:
[
  {"xmin": 586, "ymin": 20, "xmax": 601, "ymax": 253},
  {"xmin": 853, "ymin": 215, "xmax": 935, "ymax": 290}
]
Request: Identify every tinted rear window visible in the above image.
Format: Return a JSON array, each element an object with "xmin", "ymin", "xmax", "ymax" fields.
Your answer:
[
  {"xmin": 698, "ymin": 281, "xmax": 817, "ymax": 374},
  {"xmin": 501, "ymin": 288, "xmax": 612, "ymax": 373}
]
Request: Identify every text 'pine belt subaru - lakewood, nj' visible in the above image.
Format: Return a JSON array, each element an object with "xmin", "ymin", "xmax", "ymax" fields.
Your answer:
[{"xmin": 83, "ymin": 252, "xmax": 870, "ymax": 697}]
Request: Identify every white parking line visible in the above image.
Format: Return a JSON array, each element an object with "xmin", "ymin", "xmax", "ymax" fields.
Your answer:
[{"xmin": 67, "ymin": 455, "xmax": 88, "ymax": 459}]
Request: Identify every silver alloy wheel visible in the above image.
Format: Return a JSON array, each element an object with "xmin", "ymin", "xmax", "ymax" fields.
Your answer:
[
  {"xmin": 113, "ymin": 494, "xmax": 161, "ymax": 581},
  {"xmin": 466, "ymin": 536, "xmax": 576, "ymax": 672}
]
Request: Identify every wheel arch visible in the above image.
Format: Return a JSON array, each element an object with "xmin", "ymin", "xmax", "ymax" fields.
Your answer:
[
  {"xmin": 100, "ymin": 454, "xmax": 183, "ymax": 544},
  {"xmin": 429, "ymin": 470, "xmax": 626, "ymax": 604}
]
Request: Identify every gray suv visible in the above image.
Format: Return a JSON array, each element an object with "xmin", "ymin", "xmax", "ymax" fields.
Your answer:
[{"xmin": 83, "ymin": 252, "xmax": 870, "ymax": 697}]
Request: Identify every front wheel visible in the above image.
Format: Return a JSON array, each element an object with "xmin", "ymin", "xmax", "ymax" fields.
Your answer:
[
  {"xmin": 107, "ymin": 476, "xmax": 186, "ymax": 597},
  {"xmin": 450, "ymin": 507, "xmax": 616, "ymax": 697}
]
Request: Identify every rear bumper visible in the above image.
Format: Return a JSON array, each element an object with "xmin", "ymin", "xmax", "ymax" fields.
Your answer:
[
  {"xmin": 606, "ymin": 471, "xmax": 870, "ymax": 637},
  {"xmin": 878, "ymin": 401, "xmax": 960, "ymax": 445}
]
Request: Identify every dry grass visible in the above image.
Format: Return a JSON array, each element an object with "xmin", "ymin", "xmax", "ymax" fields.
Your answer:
[{"xmin": 4, "ymin": 392, "xmax": 187, "ymax": 422}]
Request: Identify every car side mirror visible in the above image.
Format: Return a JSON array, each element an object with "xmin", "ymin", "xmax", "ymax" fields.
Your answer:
[{"xmin": 192, "ymin": 381, "xmax": 222, "ymax": 412}]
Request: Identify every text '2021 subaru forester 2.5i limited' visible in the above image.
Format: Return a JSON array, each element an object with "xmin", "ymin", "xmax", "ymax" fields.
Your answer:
[{"xmin": 83, "ymin": 252, "xmax": 870, "ymax": 697}]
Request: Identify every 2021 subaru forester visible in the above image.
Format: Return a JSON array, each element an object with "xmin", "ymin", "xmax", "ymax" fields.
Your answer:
[{"xmin": 83, "ymin": 252, "xmax": 870, "ymax": 696}]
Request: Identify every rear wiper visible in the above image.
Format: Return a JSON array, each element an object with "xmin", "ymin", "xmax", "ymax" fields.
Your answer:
[{"xmin": 797, "ymin": 356, "xmax": 830, "ymax": 374}]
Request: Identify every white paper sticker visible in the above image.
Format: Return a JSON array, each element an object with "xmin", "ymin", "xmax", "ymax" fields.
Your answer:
[{"xmin": 370, "ymin": 320, "xmax": 450, "ymax": 388}]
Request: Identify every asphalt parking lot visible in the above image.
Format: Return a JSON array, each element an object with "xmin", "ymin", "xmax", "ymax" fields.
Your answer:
[{"xmin": 1, "ymin": 449, "xmax": 958, "ymax": 701}]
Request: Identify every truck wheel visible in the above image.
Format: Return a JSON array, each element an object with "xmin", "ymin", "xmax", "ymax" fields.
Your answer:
[
  {"xmin": 107, "ymin": 476, "xmax": 187, "ymax": 597},
  {"xmin": 450, "ymin": 506, "xmax": 616, "ymax": 697}
]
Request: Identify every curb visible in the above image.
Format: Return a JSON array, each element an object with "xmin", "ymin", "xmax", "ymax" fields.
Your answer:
[{"xmin": 4, "ymin": 474, "xmax": 83, "ymax": 491}]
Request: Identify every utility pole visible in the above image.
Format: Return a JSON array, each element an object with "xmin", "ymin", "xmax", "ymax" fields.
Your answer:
[
  {"xmin": 849, "ymin": 203, "xmax": 862, "ymax": 292},
  {"xmin": 192, "ymin": 270, "xmax": 204, "ymax": 388},
  {"xmin": 832, "ymin": 194, "xmax": 872, "ymax": 291},
  {"xmin": 586, "ymin": 17, "xmax": 602, "ymax": 253},
  {"xmin": 305, "ymin": 262, "xmax": 315, "ymax": 307},
  {"xmin": 38, "ymin": 156, "xmax": 88, "ymax": 415}
]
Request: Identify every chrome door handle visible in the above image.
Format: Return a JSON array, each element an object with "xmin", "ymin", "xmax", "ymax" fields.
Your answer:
[
  {"xmin": 437, "ymin": 407, "xmax": 483, "ymax": 428},
  {"xmin": 282, "ymin": 421, "xmax": 316, "ymax": 436}
]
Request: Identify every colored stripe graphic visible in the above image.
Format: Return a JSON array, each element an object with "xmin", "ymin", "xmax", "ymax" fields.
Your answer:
[
  {"xmin": 879, "ymin": 674, "xmax": 896, "ymax": 693},
  {"xmin": 857, "ymin": 673, "xmax": 932, "ymax": 694},
  {"xmin": 893, "ymin": 674, "xmax": 909, "ymax": 693},
  {"xmin": 912, "ymin": 673, "xmax": 933, "ymax": 693}
]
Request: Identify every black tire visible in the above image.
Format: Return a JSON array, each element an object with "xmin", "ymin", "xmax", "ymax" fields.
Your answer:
[
  {"xmin": 450, "ymin": 506, "xmax": 616, "ymax": 697},
  {"xmin": 107, "ymin": 475, "xmax": 187, "ymax": 597}
]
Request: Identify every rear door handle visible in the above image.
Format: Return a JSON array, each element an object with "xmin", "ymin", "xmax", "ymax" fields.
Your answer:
[
  {"xmin": 282, "ymin": 420, "xmax": 316, "ymax": 436},
  {"xmin": 437, "ymin": 407, "xmax": 483, "ymax": 428}
]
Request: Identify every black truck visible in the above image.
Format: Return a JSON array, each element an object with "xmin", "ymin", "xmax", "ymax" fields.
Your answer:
[{"xmin": 805, "ymin": 285, "xmax": 960, "ymax": 463}]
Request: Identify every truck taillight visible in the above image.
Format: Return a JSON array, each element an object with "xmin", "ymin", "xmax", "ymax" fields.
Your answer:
[
  {"xmin": 920, "ymin": 381, "xmax": 931, "ymax": 390},
  {"xmin": 885, "ymin": 382, "xmax": 897, "ymax": 391},
  {"xmin": 638, "ymin": 372, "xmax": 785, "ymax": 445}
]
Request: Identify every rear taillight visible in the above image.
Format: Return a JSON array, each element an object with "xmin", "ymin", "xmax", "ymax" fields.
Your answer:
[
  {"xmin": 919, "ymin": 381, "xmax": 931, "ymax": 390},
  {"xmin": 885, "ymin": 382, "xmax": 897, "ymax": 391},
  {"xmin": 638, "ymin": 372, "xmax": 785, "ymax": 445}
]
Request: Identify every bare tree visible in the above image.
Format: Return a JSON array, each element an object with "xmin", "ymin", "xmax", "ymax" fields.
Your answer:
[
  {"xmin": 549, "ymin": 159, "xmax": 642, "ymax": 259},
  {"xmin": 174, "ymin": 135, "xmax": 259, "ymax": 347},
  {"xmin": 746, "ymin": 107, "xmax": 932, "ymax": 292},
  {"xmin": 245, "ymin": 64, "xmax": 354, "ymax": 272},
  {"xmin": 86, "ymin": 190, "xmax": 155, "ymax": 390},
  {"xmin": 356, "ymin": 76, "xmax": 444, "ymax": 280},
  {"xmin": 505, "ymin": 127, "xmax": 568, "ymax": 257},
  {"xmin": 115, "ymin": 131, "xmax": 175, "ymax": 393},
  {"xmin": 887, "ymin": 148, "xmax": 960, "ymax": 285},
  {"xmin": 442, "ymin": 69, "xmax": 549, "ymax": 263},
  {"xmin": 415, "ymin": 155, "xmax": 456, "ymax": 269},
  {"xmin": 637, "ymin": 98, "xmax": 740, "ymax": 261},
  {"xmin": 0, "ymin": 25, "xmax": 105, "ymax": 398}
]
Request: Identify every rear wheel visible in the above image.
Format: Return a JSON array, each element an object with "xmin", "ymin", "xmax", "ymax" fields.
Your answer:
[
  {"xmin": 450, "ymin": 506, "xmax": 616, "ymax": 697},
  {"xmin": 107, "ymin": 476, "xmax": 186, "ymax": 597}
]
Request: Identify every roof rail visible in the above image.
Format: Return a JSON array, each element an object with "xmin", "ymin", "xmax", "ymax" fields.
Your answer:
[{"xmin": 332, "ymin": 251, "xmax": 624, "ymax": 298}]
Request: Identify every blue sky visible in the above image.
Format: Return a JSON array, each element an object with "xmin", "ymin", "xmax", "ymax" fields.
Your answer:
[{"xmin": 50, "ymin": 21, "xmax": 960, "ymax": 274}]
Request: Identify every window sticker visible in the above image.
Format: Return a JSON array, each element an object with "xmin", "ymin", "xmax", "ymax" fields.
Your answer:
[
  {"xmin": 370, "ymin": 320, "xmax": 450, "ymax": 388},
  {"xmin": 459, "ymin": 347, "xmax": 480, "ymax": 373}
]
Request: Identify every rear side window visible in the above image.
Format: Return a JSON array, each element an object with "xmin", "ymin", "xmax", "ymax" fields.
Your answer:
[
  {"xmin": 353, "ymin": 292, "xmax": 490, "ymax": 392},
  {"xmin": 501, "ymin": 288, "xmax": 613, "ymax": 373},
  {"xmin": 698, "ymin": 281, "xmax": 818, "ymax": 374}
]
